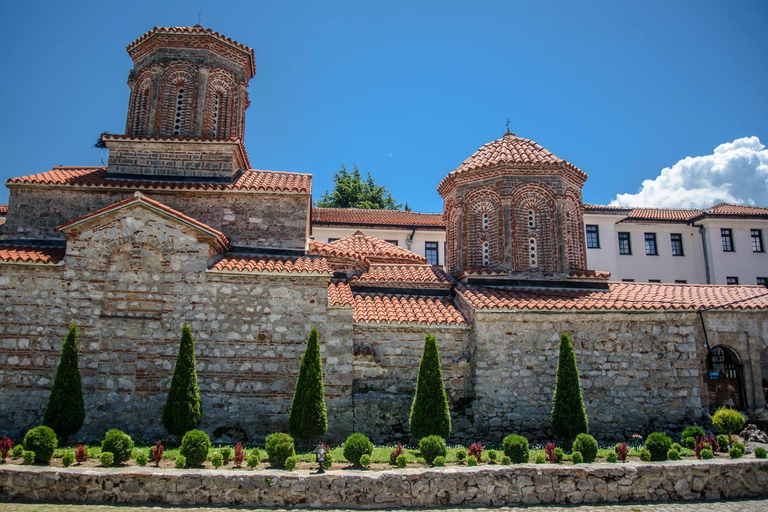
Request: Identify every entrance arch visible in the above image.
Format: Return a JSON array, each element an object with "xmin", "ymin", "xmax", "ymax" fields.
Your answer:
[{"xmin": 707, "ymin": 345, "xmax": 745, "ymax": 410}]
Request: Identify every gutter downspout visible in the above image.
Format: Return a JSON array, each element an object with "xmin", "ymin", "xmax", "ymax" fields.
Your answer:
[
  {"xmin": 694, "ymin": 223, "xmax": 711, "ymax": 284},
  {"xmin": 406, "ymin": 226, "xmax": 417, "ymax": 250}
]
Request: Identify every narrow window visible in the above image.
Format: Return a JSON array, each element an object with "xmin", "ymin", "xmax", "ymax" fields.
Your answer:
[
  {"xmin": 621, "ymin": 278, "xmax": 635, "ymax": 282},
  {"xmin": 173, "ymin": 87, "xmax": 185, "ymax": 136},
  {"xmin": 426, "ymin": 242, "xmax": 439, "ymax": 265},
  {"xmin": 327, "ymin": 238, "xmax": 338, "ymax": 243},
  {"xmin": 618, "ymin": 232, "xmax": 631, "ymax": 255},
  {"xmin": 757, "ymin": 277, "xmax": 768, "ymax": 287},
  {"xmin": 527, "ymin": 210, "xmax": 535, "ymax": 228},
  {"xmin": 726, "ymin": 276, "xmax": 739, "ymax": 285},
  {"xmin": 482, "ymin": 241, "xmax": 490, "ymax": 266},
  {"xmin": 751, "ymin": 229, "xmax": 764, "ymax": 252},
  {"xmin": 586, "ymin": 225, "xmax": 600, "ymax": 249},
  {"xmin": 212, "ymin": 92, "xmax": 222, "ymax": 137},
  {"xmin": 529, "ymin": 238, "xmax": 537, "ymax": 268},
  {"xmin": 644, "ymin": 233, "xmax": 658, "ymax": 255},
  {"xmin": 385, "ymin": 240, "xmax": 399, "ymax": 246},
  {"xmin": 482, "ymin": 212, "xmax": 489, "ymax": 231},
  {"xmin": 648, "ymin": 279, "xmax": 661, "ymax": 283},
  {"xmin": 721, "ymin": 229, "xmax": 734, "ymax": 252},
  {"xmin": 670, "ymin": 233, "xmax": 684, "ymax": 256},
  {"xmin": 675, "ymin": 280, "xmax": 687, "ymax": 284}
]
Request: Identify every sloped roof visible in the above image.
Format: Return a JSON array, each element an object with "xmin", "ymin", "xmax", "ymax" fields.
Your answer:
[
  {"xmin": 585, "ymin": 203, "xmax": 768, "ymax": 222},
  {"xmin": 0, "ymin": 204, "xmax": 7, "ymax": 215},
  {"xmin": 209, "ymin": 254, "xmax": 332, "ymax": 275},
  {"xmin": 700, "ymin": 203, "xmax": 768, "ymax": 217},
  {"xmin": 310, "ymin": 231, "xmax": 427, "ymax": 265},
  {"xmin": 623, "ymin": 208, "xmax": 703, "ymax": 222},
  {"xmin": 0, "ymin": 245, "xmax": 65, "ymax": 265},
  {"xmin": 312, "ymin": 208, "xmax": 444, "ymax": 228},
  {"xmin": 350, "ymin": 264, "xmax": 451, "ymax": 286}
]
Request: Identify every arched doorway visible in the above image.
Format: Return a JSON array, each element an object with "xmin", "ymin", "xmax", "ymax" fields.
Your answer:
[
  {"xmin": 760, "ymin": 347, "xmax": 768, "ymax": 410},
  {"xmin": 707, "ymin": 346, "xmax": 745, "ymax": 410}
]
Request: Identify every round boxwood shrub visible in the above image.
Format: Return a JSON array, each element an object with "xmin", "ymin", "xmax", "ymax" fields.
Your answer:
[
  {"xmin": 433, "ymin": 455, "xmax": 446, "ymax": 467},
  {"xmin": 11, "ymin": 445, "xmax": 24, "ymax": 458},
  {"xmin": 712, "ymin": 407, "xmax": 745, "ymax": 446},
  {"xmin": 61, "ymin": 451, "xmax": 74, "ymax": 468},
  {"xmin": 396, "ymin": 454, "xmax": 407, "ymax": 468},
  {"xmin": 606, "ymin": 451, "xmax": 618, "ymax": 463},
  {"xmin": 419, "ymin": 435, "xmax": 447, "ymax": 465},
  {"xmin": 503, "ymin": 434, "xmax": 530, "ymax": 464},
  {"xmin": 755, "ymin": 447, "xmax": 767, "ymax": 459},
  {"xmin": 716, "ymin": 435, "xmax": 729, "ymax": 451},
  {"xmin": 701, "ymin": 448, "xmax": 714, "ymax": 460},
  {"xmin": 680, "ymin": 425, "xmax": 705, "ymax": 445},
  {"xmin": 135, "ymin": 452, "xmax": 148, "ymax": 467},
  {"xmin": 211, "ymin": 452, "xmax": 223, "ymax": 468},
  {"xmin": 285, "ymin": 455, "xmax": 298, "ymax": 471},
  {"xmin": 501, "ymin": 455, "xmax": 511, "ymax": 465},
  {"xmin": 729, "ymin": 446, "xmax": 744, "ymax": 459},
  {"xmin": 639, "ymin": 448, "xmax": 651, "ymax": 462},
  {"xmin": 220, "ymin": 446, "xmax": 232, "ymax": 465},
  {"xmin": 175, "ymin": 455, "xmax": 186, "ymax": 469},
  {"xmin": 101, "ymin": 429, "xmax": 134, "ymax": 465},
  {"xmin": 645, "ymin": 432, "xmax": 672, "ymax": 461},
  {"xmin": 265, "ymin": 432, "xmax": 295, "ymax": 468},
  {"xmin": 667, "ymin": 448, "xmax": 680, "ymax": 461},
  {"xmin": 456, "ymin": 448, "xmax": 467, "ymax": 463},
  {"xmin": 572, "ymin": 433, "xmax": 598, "ymax": 463},
  {"xmin": 535, "ymin": 454, "xmax": 546, "ymax": 464},
  {"xmin": 681, "ymin": 437, "xmax": 695, "ymax": 450},
  {"xmin": 571, "ymin": 451, "xmax": 583, "ymax": 464},
  {"xmin": 247, "ymin": 452, "xmax": 260, "ymax": 469},
  {"xmin": 22, "ymin": 451, "xmax": 35, "ymax": 465},
  {"xmin": 343, "ymin": 433, "xmax": 374, "ymax": 467},
  {"xmin": 23, "ymin": 426, "xmax": 58, "ymax": 464},
  {"xmin": 99, "ymin": 452, "xmax": 114, "ymax": 467},
  {"xmin": 180, "ymin": 429, "xmax": 211, "ymax": 467},
  {"xmin": 467, "ymin": 455, "xmax": 478, "ymax": 466},
  {"xmin": 359, "ymin": 454, "xmax": 371, "ymax": 468}
]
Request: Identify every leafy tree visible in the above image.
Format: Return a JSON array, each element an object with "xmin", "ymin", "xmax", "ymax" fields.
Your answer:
[
  {"xmin": 551, "ymin": 332, "xmax": 589, "ymax": 448},
  {"xmin": 409, "ymin": 333, "xmax": 451, "ymax": 440},
  {"xmin": 43, "ymin": 324, "xmax": 85, "ymax": 444},
  {"xmin": 711, "ymin": 406, "xmax": 745, "ymax": 448},
  {"xmin": 316, "ymin": 164, "xmax": 401, "ymax": 209},
  {"xmin": 288, "ymin": 328, "xmax": 328, "ymax": 449},
  {"xmin": 162, "ymin": 325, "xmax": 202, "ymax": 443}
]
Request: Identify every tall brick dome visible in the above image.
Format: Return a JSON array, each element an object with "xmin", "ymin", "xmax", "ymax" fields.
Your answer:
[{"xmin": 438, "ymin": 131, "xmax": 589, "ymax": 279}]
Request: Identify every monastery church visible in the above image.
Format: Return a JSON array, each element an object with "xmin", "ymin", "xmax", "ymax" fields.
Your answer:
[{"xmin": 0, "ymin": 26, "xmax": 766, "ymax": 443}]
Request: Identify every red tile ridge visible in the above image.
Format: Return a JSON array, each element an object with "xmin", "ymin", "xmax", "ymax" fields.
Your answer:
[
  {"xmin": 0, "ymin": 245, "xmax": 66, "ymax": 266},
  {"xmin": 0, "ymin": 204, "xmax": 7, "ymax": 214},
  {"xmin": 210, "ymin": 254, "xmax": 332, "ymax": 275},
  {"xmin": 351, "ymin": 264, "xmax": 451, "ymax": 285},
  {"xmin": 351, "ymin": 291, "xmax": 467, "ymax": 326},
  {"xmin": 312, "ymin": 208, "xmax": 445, "ymax": 228}
]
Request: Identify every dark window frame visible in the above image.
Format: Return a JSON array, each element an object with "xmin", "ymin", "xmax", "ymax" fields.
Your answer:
[
  {"xmin": 425, "ymin": 241, "xmax": 439, "ymax": 265},
  {"xmin": 675, "ymin": 280, "xmax": 688, "ymax": 284},
  {"xmin": 618, "ymin": 232, "xmax": 632, "ymax": 255},
  {"xmin": 721, "ymin": 229, "xmax": 734, "ymax": 252},
  {"xmin": 726, "ymin": 276, "xmax": 739, "ymax": 285},
  {"xmin": 757, "ymin": 277, "xmax": 768, "ymax": 287},
  {"xmin": 670, "ymin": 233, "xmax": 684, "ymax": 256},
  {"xmin": 751, "ymin": 229, "xmax": 764, "ymax": 252},
  {"xmin": 585, "ymin": 225, "xmax": 600, "ymax": 249},
  {"xmin": 644, "ymin": 233, "xmax": 658, "ymax": 256}
]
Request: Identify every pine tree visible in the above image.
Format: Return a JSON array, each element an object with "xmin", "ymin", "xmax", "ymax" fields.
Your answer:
[
  {"xmin": 409, "ymin": 333, "xmax": 451, "ymax": 440},
  {"xmin": 43, "ymin": 324, "xmax": 85, "ymax": 444},
  {"xmin": 288, "ymin": 328, "xmax": 328, "ymax": 449},
  {"xmin": 162, "ymin": 325, "xmax": 202, "ymax": 443},
  {"xmin": 551, "ymin": 332, "xmax": 589, "ymax": 447}
]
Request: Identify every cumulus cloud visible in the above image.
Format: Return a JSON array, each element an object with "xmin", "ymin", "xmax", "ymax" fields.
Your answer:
[{"xmin": 610, "ymin": 136, "xmax": 768, "ymax": 208}]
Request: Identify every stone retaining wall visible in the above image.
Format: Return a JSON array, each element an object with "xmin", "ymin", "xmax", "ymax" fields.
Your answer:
[{"xmin": 1, "ymin": 460, "xmax": 767, "ymax": 508}]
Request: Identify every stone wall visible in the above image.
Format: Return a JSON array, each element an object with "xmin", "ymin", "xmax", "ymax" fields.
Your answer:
[
  {"xmin": 1, "ymin": 460, "xmax": 767, "ymax": 508},
  {"xmin": 106, "ymin": 140, "xmax": 245, "ymax": 179}
]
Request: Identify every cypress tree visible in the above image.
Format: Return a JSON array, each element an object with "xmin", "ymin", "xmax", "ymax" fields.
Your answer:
[
  {"xmin": 288, "ymin": 328, "xmax": 328, "ymax": 449},
  {"xmin": 162, "ymin": 325, "xmax": 201, "ymax": 443},
  {"xmin": 551, "ymin": 332, "xmax": 589, "ymax": 448},
  {"xmin": 43, "ymin": 324, "xmax": 85, "ymax": 444},
  {"xmin": 409, "ymin": 333, "xmax": 451, "ymax": 440}
]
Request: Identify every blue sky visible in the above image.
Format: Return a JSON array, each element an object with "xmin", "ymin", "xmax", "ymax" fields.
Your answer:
[{"xmin": 1, "ymin": 1, "xmax": 766, "ymax": 211}]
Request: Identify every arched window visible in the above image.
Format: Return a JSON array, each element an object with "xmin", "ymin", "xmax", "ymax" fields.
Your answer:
[
  {"xmin": 159, "ymin": 65, "xmax": 196, "ymax": 137},
  {"xmin": 707, "ymin": 346, "xmax": 744, "ymax": 410},
  {"xmin": 204, "ymin": 70, "xmax": 238, "ymax": 139},
  {"xmin": 131, "ymin": 77, "xmax": 152, "ymax": 136}
]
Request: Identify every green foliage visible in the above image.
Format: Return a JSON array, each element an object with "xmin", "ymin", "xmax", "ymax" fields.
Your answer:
[
  {"xmin": 639, "ymin": 448, "xmax": 651, "ymax": 462},
  {"xmin": 324, "ymin": 452, "xmax": 333, "ymax": 470},
  {"xmin": 396, "ymin": 454, "xmax": 407, "ymax": 468},
  {"xmin": 701, "ymin": 448, "xmax": 714, "ymax": 460},
  {"xmin": 101, "ymin": 429, "xmax": 134, "ymax": 465},
  {"xmin": 409, "ymin": 334, "xmax": 451, "ymax": 440},
  {"xmin": 645, "ymin": 432, "xmax": 672, "ymax": 461},
  {"xmin": 419, "ymin": 435, "xmax": 448, "ymax": 465},
  {"xmin": 535, "ymin": 454, "xmax": 546, "ymax": 464},
  {"xmin": 433, "ymin": 455, "xmax": 446, "ymax": 467},
  {"xmin": 211, "ymin": 452, "xmax": 223, "ymax": 468},
  {"xmin": 555, "ymin": 447, "xmax": 565, "ymax": 462},
  {"xmin": 219, "ymin": 446, "xmax": 232, "ymax": 465},
  {"xmin": 681, "ymin": 437, "xmax": 696, "ymax": 450},
  {"xmin": 99, "ymin": 452, "xmax": 114, "ymax": 467},
  {"xmin": 265, "ymin": 433, "xmax": 296, "ymax": 468},
  {"xmin": 681, "ymin": 426, "xmax": 705, "ymax": 444},
  {"xmin": 467, "ymin": 455, "xmax": 478, "ymax": 466},
  {"xmin": 22, "ymin": 451, "xmax": 35, "ymax": 465},
  {"xmin": 344, "ymin": 433, "xmax": 374, "ymax": 467},
  {"xmin": 359, "ymin": 454, "xmax": 371, "ymax": 468},
  {"xmin": 11, "ymin": 445, "xmax": 24, "ymax": 458},
  {"xmin": 572, "ymin": 434, "xmax": 598, "ymax": 463},
  {"xmin": 288, "ymin": 328, "xmax": 328, "ymax": 445},
  {"xmin": 712, "ymin": 407, "xmax": 745, "ymax": 446},
  {"xmin": 175, "ymin": 455, "xmax": 186, "ymax": 469},
  {"xmin": 606, "ymin": 451, "xmax": 618, "ymax": 463},
  {"xmin": 61, "ymin": 451, "xmax": 74, "ymax": 467},
  {"xmin": 23, "ymin": 426, "xmax": 58, "ymax": 463},
  {"xmin": 285, "ymin": 455, "xmax": 298, "ymax": 471},
  {"xmin": 716, "ymin": 435, "xmax": 729, "ymax": 451},
  {"xmin": 162, "ymin": 325, "xmax": 202, "ymax": 439},
  {"xmin": 316, "ymin": 164, "xmax": 400, "ymax": 210},
  {"xmin": 729, "ymin": 445, "xmax": 745, "ymax": 459},
  {"xmin": 43, "ymin": 325, "xmax": 85, "ymax": 444},
  {"xmin": 501, "ymin": 455, "xmax": 511, "ymax": 465},
  {"xmin": 667, "ymin": 448, "xmax": 680, "ymax": 461},
  {"xmin": 755, "ymin": 447, "xmax": 767, "ymax": 459},
  {"xmin": 487, "ymin": 450, "xmax": 498, "ymax": 462},
  {"xmin": 551, "ymin": 332, "xmax": 588, "ymax": 446},
  {"xmin": 503, "ymin": 434, "xmax": 530, "ymax": 464},
  {"xmin": 671, "ymin": 443, "xmax": 682, "ymax": 452},
  {"xmin": 179, "ymin": 429, "xmax": 211, "ymax": 467},
  {"xmin": 571, "ymin": 451, "xmax": 583, "ymax": 464},
  {"xmin": 456, "ymin": 448, "xmax": 467, "ymax": 462},
  {"xmin": 135, "ymin": 452, "xmax": 148, "ymax": 467},
  {"xmin": 247, "ymin": 452, "xmax": 260, "ymax": 469}
]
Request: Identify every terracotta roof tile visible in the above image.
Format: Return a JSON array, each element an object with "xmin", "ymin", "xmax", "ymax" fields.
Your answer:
[
  {"xmin": 328, "ymin": 281, "xmax": 354, "ymax": 307},
  {"xmin": 457, "ymin": 282, "xmax": 768, "ymax": 312},
  {"xmin": 583, "ymin": 204, "xmax": 632, "ymax": 213},
  {"xmin": 310, "ymin": 231, "xmax": 427, "ymax": 265},
  {"xmin": 312, "ymin": 208, "xmax": 444, "ymax": 228},
  {"xmin": 703, "ymin": 203, "xmax": 768, "ymax": 216},
  {"xmin": 0, "ymin": 204, "xmax": 7, "ymax": 214},
  {"xmin": 7, "ymin": 167, "xmax": 311, "ymax": 194},
  {"xmin": 624, "ymin": 208, "xmax": 702, "ymax": 222},
  {"xmin": 210, "ymin": 254, "xmax": 331, "ymax": 275},
  {"xmin": 351, "ymin": 264, "xmax": 451, "ymax": 286},
  {"xmin": 587, "ymin": 203, "xmax": 768, "ymax": 222},
  {"xmin": 352, "ymin": 292, "xmax": 466, "ymax": 325},
  {"xmin": 0, "ymin": 245, "xmax": 65, "ymax": 265}
]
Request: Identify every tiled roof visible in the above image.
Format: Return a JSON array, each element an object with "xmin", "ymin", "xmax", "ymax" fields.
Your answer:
[
  {"xmin": 583, "ymin": 204, "xmax": 632, "ymax": 213},
  {"xmin": 0, "ymin": 204, "xmax": 7, "ymax": 214},
  {"xmin": 210, "ymin": 254, "xmax": 332, "ymax": 275},
  {"xmin": 703, "ymin": 203, "xmax": 768, "ymax": 217},
  {"xmin": 7, "ymin": 167, "xmax": 311, "ymax": 194},
  {"xmin": 328, "ymin": 281, "xmax": 355, "ymax": 307},
  {"xmin": 624, "ymin": 208, "xmax": 702, "ymax": 222},
  {"xmin": 351, "ymin": 265, "xmax": 451, "ymax": 286},
  {"xmin": 439, "ymin": 132, "xmax": 586, "ymax": 193},
  {"xmin": 587, "ymin": 203, "xmax": 768, "ymax": 222},
  {"xmin": 0, "ymin": 245, "xmax": 65, "ymax": 265},
  {"xmin": 56, "ymin": 193, "xmax": 230, "ymax": 252},
  {"xmin": 311, "ymin": 231, "xmax": 427, "ymax": 265},
  {"xmin": 457, "ymin": 282, "xmax": 768, "ymax": 312},
  {"xmin": 312, "ymin": 208, "xmax": 445, "ymax": 228}
]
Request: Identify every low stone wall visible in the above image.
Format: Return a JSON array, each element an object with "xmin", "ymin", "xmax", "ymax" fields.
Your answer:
[{"xmin": 2, "ymin": 459, "xmax": 767, "ymax": 508}]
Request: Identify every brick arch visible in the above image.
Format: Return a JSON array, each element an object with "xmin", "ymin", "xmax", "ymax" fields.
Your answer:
[
  {"xmin": 563, "ymin": 190, "xmax": 586, "ymax": 270},
  {"xmin": 510, "ymin": 183, "xmax": 557, "ymax": 272},
  {"xmin": 461, "ymin": 187, "xmax": 502, "ymax": 269},
  {"xmin": 128, "ymin": 70, "xmax": 154, "ymax": 136},
  {"xmin": 157, "ymin": 61, "xmax": 198, "ymax": 137},
  {"xmin": 203, "ymin": 68, "xmax": 239, "ymax": 139}
]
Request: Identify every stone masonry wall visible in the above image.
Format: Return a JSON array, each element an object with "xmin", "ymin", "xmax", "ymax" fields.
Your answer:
[{"xmin": 106, "ymin": 145, "xmax": 239, "ymax": 179}]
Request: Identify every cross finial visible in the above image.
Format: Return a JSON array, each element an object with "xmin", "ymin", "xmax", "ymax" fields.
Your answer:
[
  {"xmin": 198, "ymin": 11, "xmax": 202, "ymax": 25},
  {"xmin": 506, "ymin": 118, "xmax": 510, "ymax": 132}
]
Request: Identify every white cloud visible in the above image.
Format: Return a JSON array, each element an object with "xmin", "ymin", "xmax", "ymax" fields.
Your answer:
[{"xmin": 610, "ymin": 136, "xmax": 768, "ymax": 208}]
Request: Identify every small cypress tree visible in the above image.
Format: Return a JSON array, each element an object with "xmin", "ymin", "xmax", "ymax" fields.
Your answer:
[
  {"xmin": 409, "ymin": 333, "xmax": 451, "ymax": 440},
  {"xmin": 551, "ymin": 332, "xmax": 589, "ymax": 448},
  {"xmin": 43, "ymin": 324, "xmax": 85, "ymax": 444},
  {"xmin": 288, "ymin": 328, "xmax": 328, "ymax": 449},
  {"xmin": 162, "ymin": 325, "xmax": 202, "ymax": 443}
]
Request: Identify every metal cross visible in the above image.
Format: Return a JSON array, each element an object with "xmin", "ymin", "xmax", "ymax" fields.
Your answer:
[{"xmin": 506, "ymin": 118, "xmax": 510, "ymax": 133}]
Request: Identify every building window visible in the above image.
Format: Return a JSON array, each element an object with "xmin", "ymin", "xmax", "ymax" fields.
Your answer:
[
  {"xmin": 644, "ymin": 233, "xmax": 658, "ymax": 255},
  {"xmin": 385, "ymin": 240, "xmax": 398, "ymax": 246},
  {"xmin": 751, "ymin": 229, "xmax": 764, "ymax": 252},
  {"xmin": 481, "ymin": 241, "xmax": 490, "ymax": 266},
  {"xmin": 618, "ymin": 232, "xmax": 631, "ymax": 255},
  {"xmin": 482, "ymin": 213, "xmax": 489, "ymax": 231},
  {"xmin": 721, "ymin": 229, "xmax": 734, "ymax": 252},
  {"xmin": 529, "ymin": 238, "xmax": 538, "ymax": 268},
  {"xmin": 527, "ymin": 210, "xmax": 535, "ymax": 228},
  {"xmin": 425, "ymin": 242, "xmax": 439, "ymax": 265},
  {"xmin": 327, "ymin": 238, "xmax": 338, "ymax": 243},
  {"xmin": 757, "ymin": 277, "xmax": 768, "ymax": 287},
  {"xmin": 726, "ymin": 276, "xmax": 739, "ymax": 285},
  {"xmin": 670, "ymin": 233, "xmax": 684, "ymax": 256},
  {"xmin": 621, "ymin": 278, "xmax": 635, "ymax": 282},
  {"xmin": 586, "ymin": 225, "xmax": 600, "ymax": 248},
  {"xmin": 649, "ymin": 279, "xmax": 661, "ymax": 283},
  {"xmin": 675, "ymin": 280, "xmax": 687, "ymax": 284},
  {"xmin": 173, "ymin": 87, "xmax": 185, "ymax": 136}
]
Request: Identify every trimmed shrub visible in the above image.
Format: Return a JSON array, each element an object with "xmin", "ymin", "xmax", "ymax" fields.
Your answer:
[
  {"xmin": 135, "ymin": 452, "xmax": 148, "ymax": 467},
  {"xmin": 433, "ymin": 455, "xmax": 446, "ymax": 467},
  {"xmin": 247, "ymin": 452, "xmax": 259, "ymax": 469},
  {"xmin": 409, "ymin": 334, "xmax": 451, "ymax": 440},
  {"xmin": 288, "ymin": 328, "xmax": 328, "ymax": 448},
  {"xmin": 730, "ymin": 445, "xmax": 745, "ymax": 459},
  {"xmin": 390, "ymin": 441, "xmax": 404, "ymax": 465},
  {"xmin": 645, "ymin": 432, "xmax": 672, "ymax": 461},
  {"xmin": 456, "ymin": 448, "xmax": 467, "ymax": 463},
  {"xmin": 671, "ymin": 443, "xmax": 682, "ymax": 452},
  {"xmin": 572, "ymin": 433, "xmax": 598, "ymax": 463},
  {"xmin": 501, "ymin": 455, "xmax": 511, "ymax": 465},
  {"xmin": 716, "ymin": 435, "xmax": 729, "ymax": 452},
  {"xmin": 285, "ymin": 455, "xmax": 298, "ymax": 471},
  {"xmin": 11, "ymin": 445, "xmax": 24, "ymax": 458},
  {"xmin": 701, "ymin": 448, "xmax": 714, "ymax": 460},
  {"xmin": 487, "ymin": 450, "xmax": 498, "ymax": 463},
  {"xmin": 100, "ymin": 452, "xmax": 114, "ymax": 467},
  {"xmin": 234, "ymin": 442, "xmax": 245, "ymax": 467},
  {"xmin": 712, "ymin": 407, "xmax": 745, "ymax": 448},
  {"xmin": 467, "ymin": 455, "xmax": 478, "ymax": 466},
  {"xmin": 162, "ymin": 325, "xmax": 202, "ymax": 442},
  {"xmin": 175, "ymin": 456, "xmax": 186, "ymax": 469},
  {"xmin": 419, "ymin": 435, "xmax": 447, "ymax": 465},
  {"xmin": 23, "ymin": 451, "xmax": 35, "ymax": 465},
  {"xmin": 551, "ymin": 332, "xmax": 588, "ymax": 447},
  {"xmin": 75, "ymin": 444, "xmax": 87, "ymax": 464},
  {"xmin": 344, "ymin": 433, "xmax": 374, "ymax": 467},
  {"xmin": 61, "ymin": 451, "xmax": 74, "ymax": 467},
  {"xmin": 151, "ymin": 441, "xmax": 164, "ymax": 466},
  {"xmin": 535, "ymin": 454, "xmax": 546, "ymax": 464},
  {"xmin": 265, "ymin": 433, "xmax": 295, "ymax": 468},
  {"xmin": 681, "ymin": 437, "xmax": 695, "ymax": 450},
  {"xmin": 43, "ymin": 324, "xmax": 85, "ymax": 444},
  {"xmin": 396, "ymin": 454, "xmax": 407, "ymax": 468},
  {"xmin": 101, "ymin": 429, "xmax": 134, "ymax": 465},
  {"xmin": 23, "ymin": 426, "xmax": 58, "ymax": 464},
  {"xmin": 503, "ymin": 434, "xmax": 530, "ymax": 464},
  {"xmin": 324, "ymin": 452, "xmax": 333, "ymax": 470},
  {"xmin": 667, "ymin": 448, "xmax": 680, "ymax": 460},
  {"xmin": 681, "ymin": 426, "xmax": 705, "ymax": 446},
  {"xmin": 219, "ymin": 446, "xmax": 232, "ymax": 465},
  {"xmin": 180, "ymin": 429, "xmax": 211, "ymax": 467},
  {"xmin": 359, "ymin": 454, "xmax": 371, "ymax": 468},
  {"xmin": 639, "ymin": 448, "xmax": 651, "ymax": 462},
  {"xmin": 755, "ymin": 447, "xmax": 767, "ymax": 459},
  {"xmin": 211, "ymin": 452, "xmax": 223, "ymax": 468},
  {"xmin": 606, "ymin": 451, "xmax": 618, "ymax": 463},
  {"xmin": 571, "ymin": 451, "xmax": 583, "ymax": 464}
]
